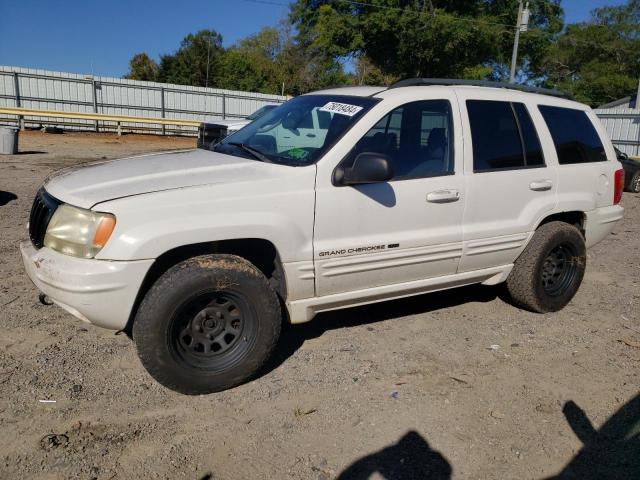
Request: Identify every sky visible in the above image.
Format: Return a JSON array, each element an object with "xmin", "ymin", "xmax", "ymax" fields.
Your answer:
[{"xmin": 0, "ymin": 0, "xmax": 630, "ymax": 79}]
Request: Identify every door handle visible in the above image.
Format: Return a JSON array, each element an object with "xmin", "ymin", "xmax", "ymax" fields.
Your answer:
[
  {"xmin": 306, "ymin": 133, "xmax": 316, "ymax": 138},
  {"xmin": 426, "ymin": 189, "xmax": 460, "ymax": 203},
  {"xmin": 529, "ymin": 180, "xmax": 553, "ymax": 191}
]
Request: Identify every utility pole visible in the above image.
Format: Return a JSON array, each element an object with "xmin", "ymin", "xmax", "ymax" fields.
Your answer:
[
  {"xmin": 205, "ymin": 36, "xmax": 212, "ymax": 88},
  {"xmin": 509, "ymin": 1, "xmax": 530, "ymax": 83}
]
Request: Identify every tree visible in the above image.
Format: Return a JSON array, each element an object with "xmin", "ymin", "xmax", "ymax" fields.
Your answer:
[
  {"xmin": 218, "ymin": 28, "xmax": 281, "ymax": 93},
  {"xmin": 543, "ymin": 0, "xmax": 640, "ymax": 106},
  {"xmin": 125, "ymin": 53, "xmax": 159, "ymax": 81},
  {"xmin": 156, "ymin": 30, "xmax": 224, "ymax": 87},
  {"xmin": 289, "ymin": 0, "xmax": 563, "ymax": 81},
  {"xmin": 217, "ymin": 24, "xmax": 348, "ymax": 96},
  {"xmin": 353, "ymin": 56, "xmax": 398, "ymax": 86}
]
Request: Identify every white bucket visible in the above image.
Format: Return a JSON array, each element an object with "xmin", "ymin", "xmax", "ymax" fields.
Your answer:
[{"xmin": 0, "ymin": 127, "xmax": 19, "ymax": 154}]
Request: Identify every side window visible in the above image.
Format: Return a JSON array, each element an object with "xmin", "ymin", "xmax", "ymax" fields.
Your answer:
[
  {"xmin": 351, "ymin": 100, "xmax": 454, "ymax": 180},
  {"xmin": 513, "ymin": 103, "xmax": 544, "ymax": 167},
  {"xmin": 298, "ymin": 110, "xmax": 314, "ymax": 129},
  {"xmin": 317, "ymin": 110, "xmax": 332, "ymax": 130},
  {"xmin": 467, "ymin": 100, "xmax": 545, "ymax": 172},
  {"xmin": 538, "ymin": 106, "xmax": 606, "ymax": 164}
]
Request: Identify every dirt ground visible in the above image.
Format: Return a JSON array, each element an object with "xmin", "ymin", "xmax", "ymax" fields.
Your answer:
[{"xmin": 0, "ymin": 131, "xmax": 638, "ymax": 480}]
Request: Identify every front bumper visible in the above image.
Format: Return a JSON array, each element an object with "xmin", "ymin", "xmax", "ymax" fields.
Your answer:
[{"xmin": 20, "ymin": 241, "xmax": 154, "ymax": 330}]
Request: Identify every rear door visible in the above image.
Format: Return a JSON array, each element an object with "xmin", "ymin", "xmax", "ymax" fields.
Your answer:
[{"xmin": 457, "ymin": 92, "xmax": 558, "ymax": 272}]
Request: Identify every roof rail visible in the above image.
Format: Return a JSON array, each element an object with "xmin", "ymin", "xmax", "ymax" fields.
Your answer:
[{"xmin": 389, "ymin": 78, "xmax": 572, "ymax": 99}]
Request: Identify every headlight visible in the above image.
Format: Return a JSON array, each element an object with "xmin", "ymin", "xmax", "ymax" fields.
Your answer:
[{"xmin": 44, "ymin": 204, "xmax": 116, "ymax": 258}]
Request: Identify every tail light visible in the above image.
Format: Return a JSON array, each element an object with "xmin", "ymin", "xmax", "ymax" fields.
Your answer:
[{"xmin": 614, "ymin": 168, "xmax": 624, "ymax": 204}]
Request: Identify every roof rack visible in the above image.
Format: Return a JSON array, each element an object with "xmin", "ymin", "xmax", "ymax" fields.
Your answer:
[{"xmin": 389, "ymin": 78, "xmax": 572, "ymax": 99}]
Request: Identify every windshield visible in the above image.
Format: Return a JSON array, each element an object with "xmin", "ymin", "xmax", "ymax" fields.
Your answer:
[
  {"xmin": 247, "ymin": 104, "xmax": 277, "ymax": 120},
  {"xmin": 213, "ymin": 95, "xmax": 378, "ymax": 166}
]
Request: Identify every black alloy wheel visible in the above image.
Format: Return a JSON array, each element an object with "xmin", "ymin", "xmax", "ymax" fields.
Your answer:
[
  {"xmin": 133, "ymin": 254, "xmax": 281, "ymax": 394},
  {"xmin": 540, "ymin": 243, "xmax": 579, "ymax": 297},
  {"xmin": 171, "ymin": 291, "xmax": 255, "ymax": 371}
]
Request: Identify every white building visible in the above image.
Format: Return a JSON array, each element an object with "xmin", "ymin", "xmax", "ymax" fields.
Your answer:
[{"xmin": 595, "ymin": 95, "xmax": 639, "ymax": 157}]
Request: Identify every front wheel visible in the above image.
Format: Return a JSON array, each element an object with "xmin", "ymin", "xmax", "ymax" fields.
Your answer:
[
  {"xmin": 132, "ymin": 254, "xmax": 281, "ymax": 394},
  {"xmin": 506, "ymin": 221, "xmax": 586, "ymax": 313}
]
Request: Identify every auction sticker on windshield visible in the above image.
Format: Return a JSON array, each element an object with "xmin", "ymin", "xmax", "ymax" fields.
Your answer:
[{"xmin": 319, "ymin": 102, "xmax": 364, "ymax": 117}]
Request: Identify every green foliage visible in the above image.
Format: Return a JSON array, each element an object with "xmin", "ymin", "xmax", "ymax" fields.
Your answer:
[
  {"xmin": 352, "ymin": 56, "xmax": 398, "ymax": 86},
  {"xmin": 157, "ymin": 30, "xmax": 224, "ymax": 87},
  {"xmin": 129, "ymin": 25, "xmax": 346, "ymax": 95},
  {"xmin": 543, "ymin": 0, "xmax": 640, "ymax": 106},
  {"xmin": 289, "ymin": 0, "xmax": 562, "ymax": 80},
  {"xmin": 124, "ymin": 1, "xmax": 638, "ymax": 105},
  {"xmin": 125, "ymin": 53, "xmax": 159, "ymax": 81}
]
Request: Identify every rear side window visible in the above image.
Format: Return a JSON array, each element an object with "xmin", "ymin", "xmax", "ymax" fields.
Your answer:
[
  {"xmin": 513, "ymin": 103, "xmax": 544, "ymax": 167},
  {"xmin": 467, "ymin": 100, "xmax": 544, "ymax": 172},
  {"xmin": 538, "ymin": 106, "xmax": 606, "ymax": 164},
  {"xmin": 317, "ymin": 110, "xmax": 332, "ymax": 129},
  {"xmin": 298, "ymin": 110, "xmax": 314, "ymax": 129}
]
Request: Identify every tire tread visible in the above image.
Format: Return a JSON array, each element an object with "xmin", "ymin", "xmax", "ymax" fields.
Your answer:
[
  {"xmin": 133, "ymin": 254, "xmax": 281, "ymax": 394},
  {"xmin": 506, "ymin": 221, "xmax": 585, "ymax": 313}
]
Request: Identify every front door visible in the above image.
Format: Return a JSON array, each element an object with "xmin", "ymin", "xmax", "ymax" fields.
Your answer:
[{"xmin": 313, "ymin": 93, "xmax": 466, "ymax": 296}]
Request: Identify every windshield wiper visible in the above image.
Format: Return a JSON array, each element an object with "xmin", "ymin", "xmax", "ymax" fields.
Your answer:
[{"xmin": 226, "ymin": 142, "xmax": 272, "ymax": 163}]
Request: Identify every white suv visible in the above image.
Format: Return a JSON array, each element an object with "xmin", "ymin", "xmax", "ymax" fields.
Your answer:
[{"xmin": 21, "ymin": 80, "xmax": 625, "ymax": 394}]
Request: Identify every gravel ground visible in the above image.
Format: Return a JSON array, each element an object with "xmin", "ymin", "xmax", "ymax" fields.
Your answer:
[{"xmin": 0, "ymin": 131, "xmax": 638, "ymax": 480}]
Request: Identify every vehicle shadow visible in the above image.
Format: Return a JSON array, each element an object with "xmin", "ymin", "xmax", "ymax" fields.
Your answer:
[
  {"xmin": 337, "ymin": 430, "xmax": 452, "ymax": 480},
  {"xmin": 17, "ymin": 150, "xmax": 47, "ymax": 155},
  {"xmin": 0, "ymin": 191, "xmax": 17, "ymax": 206},
  {"xmin": 333, "ymin": 394, "xmax": 640, "ymax": 479},
  {"xmin": 262, "ymin": 283, "xmax": 502, "ymax": 377}
]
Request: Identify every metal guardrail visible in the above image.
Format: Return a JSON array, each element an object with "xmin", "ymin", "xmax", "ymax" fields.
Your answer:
[
  {"xmin": 0, "ymin": 67, "xmax": 288, "ymax": 136},
  {"xmin": 0, "ymin": 106, "xmax": 201, "ymax": 135}
]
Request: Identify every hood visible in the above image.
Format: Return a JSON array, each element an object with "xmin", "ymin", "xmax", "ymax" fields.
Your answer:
[
  {"xmin": 203, "ymin": 118, "xmax": 249, "ymax": 130},
  {"xmin": 45, "ymin": 149, "xmax": 279, "ymax": 209}
]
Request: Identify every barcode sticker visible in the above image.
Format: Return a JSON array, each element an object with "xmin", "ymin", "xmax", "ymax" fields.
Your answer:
[{"xmin": 319, "ymin": 102, "xmax": 364, "ymax": 117}]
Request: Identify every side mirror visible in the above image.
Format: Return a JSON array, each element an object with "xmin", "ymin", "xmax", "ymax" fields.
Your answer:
[
  {"xmin": 617, "ymin": 150, "xmax": 629, "ymax": 162},
  {"xmin": 339, "ymin": 153, "xmax": 394, "ymax": 186}
]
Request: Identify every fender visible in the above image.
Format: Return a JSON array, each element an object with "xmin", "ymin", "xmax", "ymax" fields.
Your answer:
[{"xmin": 93, "ymin": 170, "xmax": 317, "ymax": 264}]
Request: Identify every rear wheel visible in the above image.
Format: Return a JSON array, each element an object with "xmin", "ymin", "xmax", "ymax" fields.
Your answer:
[
  {"xmin": 133, "ymin": 254, "xmax": 281, "ymax": 394},
  {"xmin": 506, "ymin": 221, "xmax": 586, "ymax": 313}
]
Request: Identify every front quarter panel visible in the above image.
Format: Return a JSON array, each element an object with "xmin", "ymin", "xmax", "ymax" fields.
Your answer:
[{"xmin": 93, "ymin": 165, "xmax": 317, "ymax": 264}]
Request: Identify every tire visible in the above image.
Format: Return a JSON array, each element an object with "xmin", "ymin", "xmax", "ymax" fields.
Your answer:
[
  {"xmin": 132, "ymin": 254, "xmax": 281, "ymax": 395},
  {"xmin": 629, "ymin": 172, "xmax": 640, "ymax": 193},
  {"xmin": 506, "ymin": 221, "xmax": 586, "ymax": 313}
]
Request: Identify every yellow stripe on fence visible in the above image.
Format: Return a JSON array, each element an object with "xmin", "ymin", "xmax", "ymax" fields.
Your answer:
[{"xmin": 0, "ymin": 106, "xmax": 201, "ymax": 127}]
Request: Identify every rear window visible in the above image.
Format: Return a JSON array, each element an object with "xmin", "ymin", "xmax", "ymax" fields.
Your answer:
[
  {"xmin": 538, "ymin": 106, "xmax": 606, "ymax": 164},
  {"xmin": 467, "ymin": 100, "xmax": 544, "ymax": 172}
]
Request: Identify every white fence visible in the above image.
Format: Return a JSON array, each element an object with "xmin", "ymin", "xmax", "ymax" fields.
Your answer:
[
  {"xmin": 0, "ymin": 66, "xmax": 287, "ymax": 135},
  {"xmin": 595, "ymin": 101, "xmax": 640, "ymax": 157}
]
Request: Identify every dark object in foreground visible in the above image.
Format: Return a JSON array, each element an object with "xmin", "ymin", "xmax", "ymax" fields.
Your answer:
[
  {"xmin": 0, "ymin": 191, "xmax": 17, "ymax": 206},
  {"xmin": 550, "ymin": 394, "xmax": 640, "ymax": 479}
]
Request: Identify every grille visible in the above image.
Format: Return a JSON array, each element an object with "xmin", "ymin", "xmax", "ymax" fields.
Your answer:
[{"xmin": 29, "ymin": 188, "xmax": 60, "ymax": 248}]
